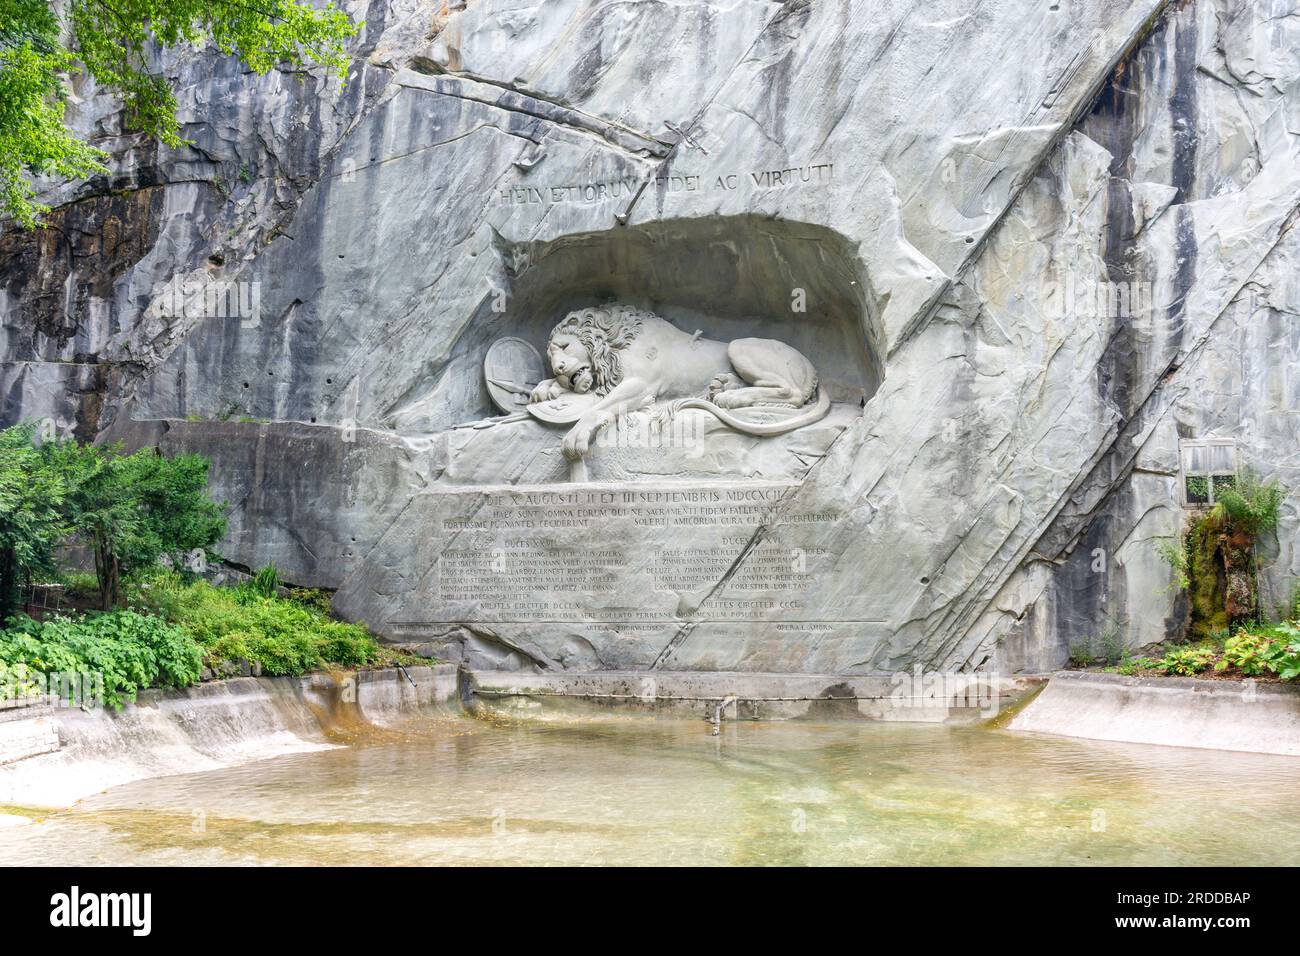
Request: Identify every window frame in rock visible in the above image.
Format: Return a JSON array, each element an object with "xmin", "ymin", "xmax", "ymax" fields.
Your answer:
[{"xmin": 1178, "ymin": 438, "xmax": 1238, "ymax": 507}]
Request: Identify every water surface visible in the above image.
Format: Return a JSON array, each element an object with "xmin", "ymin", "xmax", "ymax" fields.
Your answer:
[{"xmin": 4, "ymin": 717, "xmax": 1298, "ymax": 865}]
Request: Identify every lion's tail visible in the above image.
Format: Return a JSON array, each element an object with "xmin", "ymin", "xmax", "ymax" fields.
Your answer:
[{"xmin": 674, "ymin": 387, "xmax": 832, "ymax": 436}]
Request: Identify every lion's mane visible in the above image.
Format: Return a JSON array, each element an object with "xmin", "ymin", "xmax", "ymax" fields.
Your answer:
[{"xmin": 550, "ymin": 305, "xmax": 645, "ymax": 395}]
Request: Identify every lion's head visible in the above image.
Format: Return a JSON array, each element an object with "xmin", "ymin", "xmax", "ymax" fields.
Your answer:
[{"xmin": 546, "ymin": 305, "xmax": 644, "ymax": 395}]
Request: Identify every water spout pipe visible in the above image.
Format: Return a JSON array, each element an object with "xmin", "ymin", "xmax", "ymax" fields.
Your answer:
[{"xmin": 711, "ymin": 694, "xmax": 738, "ymax": 735}]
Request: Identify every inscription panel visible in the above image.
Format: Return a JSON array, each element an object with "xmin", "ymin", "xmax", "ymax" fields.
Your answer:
[
  {"xmin": 407, "ymin": 483, "xmax": 844, "ymax": 626},
  {"xmin": 496, "ymin": 163, "xmax": 835, "ymax": 207}
]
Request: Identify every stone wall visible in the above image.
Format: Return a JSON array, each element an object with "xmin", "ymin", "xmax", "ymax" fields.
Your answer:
[
  {"xmin": 1010, "ymin": 671, "xmax": 1300, "ymax": 757},
  {"xmin": 3, "ymin": 1, "xmax": 1297, "ymax": 674},
  {"xmin": 0, "ymin": 665, "xmax": 459, "ymax": 807}
]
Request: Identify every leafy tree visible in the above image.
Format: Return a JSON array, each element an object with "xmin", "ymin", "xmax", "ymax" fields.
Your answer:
[
  {"xmin": 0, "ymin": 1, "xmax": 106, "ymax": 227},
  {"xmin": 0, "ymin": 423, "xmax": 69, "ymax": 619},
  {"xmin": 50, "ymin": 440, "xmax": 226, "ymax": 609},
  {"xmin": 1, "ymin": 0, "xmax": 357, "ymax": 227}
]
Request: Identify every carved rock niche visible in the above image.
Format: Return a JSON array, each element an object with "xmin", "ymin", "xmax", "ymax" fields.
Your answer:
[{"xmin": 396, "ymin": 216, "xmax": 882, "ymax": 485}]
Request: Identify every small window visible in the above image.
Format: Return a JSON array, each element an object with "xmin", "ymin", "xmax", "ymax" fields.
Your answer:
[{"xmin": 1179, "ymin": 439, "xmax": 1237, "ymax": 506}]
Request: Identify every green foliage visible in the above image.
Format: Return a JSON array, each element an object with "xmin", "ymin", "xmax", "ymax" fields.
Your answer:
[
  {"xmin": 1068, "ymin": 637, "xmax": 1095, "ymax": 667},
  {"xmin": 1260, "ymin": 623, "xmax": 1300, "ymax": 680},
  {"xmin": 1211, "ymin": 467, "xmax": 1283, "ymax": 539},
  {"xmin": 1068, "ymin": 623, "xmax": 1127, "ymax": 667},
  {"xmin": 0, "ymin": 571, "xmax": 384, "ymax": 707},
  {"xmin": 250, "ymin": 563, "xmax": 280, "ymax": 598},
  {"xmin": 0, "ymin": 424, "xmax": 70, "ymax": 617},
  {"xmin": 0, "ymin": 657, "xmax": 34, "ymax": 697},
  {"xmin": 1154, "ymin": 536, "xmax": 1190, "ymax": 592},
  {"xmin": 1157, "ymin": 645, "xmax": 1216, "ymax": 676},
  {"xmin": 1115, "ymin": 655, "xmax": 1155, "ymax": 676},
  {"xmin": 1184, "ymin": 474, "xmax": 1209, "ymax": 504},
  {"xmin": 1098, "ymin": 624, "xmax": 1125, "ymax": 664},
  {"xmin": 1, "ymin": 0, "xmax": 358, "ymax": 227},
  {"xmin": 46, "ymin": 438, "xmax": 226, "ymax": 608},
  {"xmin": 0, "ymin": 608, "xmax": 200, "ymax": 708},
  {"xmin": 1205, "ymin": 627, "xmax": 1231, "ymax": 646},
  {"xmin": 1215, "ymin": 632, "xmax": 1274, "ymax": 676},
  {"xmin": 132, "ymin": 569, "xmax": 377, "ymax": 677},
  {"xmin": 1157, "ymin": 468, "xmax": 1289, "ymax": 637},
  {"xmin": 1144, "ymin": 621, "xmax": 1300, "ymax": 681},
  {"xmin": 286, "ymin": 586, "xmax": 331, "ymax": 615},
  {"xmin": 0, "ymin": 0, "xmax": 109, "ymax": 227},
  {"xmin": 54, "ymin": 569, "xmax": 99, "ymax": 595}
]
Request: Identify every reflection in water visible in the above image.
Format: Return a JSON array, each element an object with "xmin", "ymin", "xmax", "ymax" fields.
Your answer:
[{"xmin": 4, "ymin": 716, "xmax": 1299, "ymax": 865}]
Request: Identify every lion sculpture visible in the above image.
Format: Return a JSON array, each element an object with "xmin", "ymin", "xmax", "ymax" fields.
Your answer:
[{"xmin": 528, "ymin": 305, "xmax": 831, "ymax": 460}]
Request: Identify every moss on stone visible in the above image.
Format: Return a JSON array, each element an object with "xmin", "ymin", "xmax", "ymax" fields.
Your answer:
[{"xmin": 1186, "ymin": 519, "xmax": 1228, "ymax": 640}]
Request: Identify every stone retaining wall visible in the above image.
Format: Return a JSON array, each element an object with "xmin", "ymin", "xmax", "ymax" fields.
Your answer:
[
  {"xmin": 0, "ymin": 665, "xmax": 458, "ymax": 808},
  {"xmin": 1009, "ymin": 672, "xmax": 1300, "ymax": 757}
]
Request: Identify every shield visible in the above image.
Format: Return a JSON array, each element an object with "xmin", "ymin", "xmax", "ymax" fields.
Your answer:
[
  {"xmin": 483, "ymin": 337, "xmax": 545, "ymax": 413},
  {"xmin": 526, "ymin": 390, "xmax": 600, "ymax": 424}
]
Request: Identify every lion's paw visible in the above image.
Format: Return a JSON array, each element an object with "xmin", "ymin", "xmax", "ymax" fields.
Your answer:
[
  {"xmin": 708, "ymin": 373, "xmax": 743, "ymax": 398},
  {"xmin": 530, "ymin": 378, "xmax": 565, "ymax": 403}
]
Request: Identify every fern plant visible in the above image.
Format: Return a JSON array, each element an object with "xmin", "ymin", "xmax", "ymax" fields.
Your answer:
[{"xmin": 1211, "ymin": 467, "xmax": 1283, "ymax": 538}]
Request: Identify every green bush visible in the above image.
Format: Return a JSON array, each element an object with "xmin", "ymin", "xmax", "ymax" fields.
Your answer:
[
  {"xmin": 1115, "ymin": 656, "xmax": 1155, "ymax": 676},
  {"xmin": 0, "ymin": 570, "xmax": 384, "ymax": 707},
  {"xmin": 1157, "ymin": 645, "xmax": 1216, "ymax": 676},
  {"xmin": 1155, "ymin": 468, "xmax": 1288, "ymax": 637},
  {"xmin": 286, "ymin": 587, "xmax": 332, "ymax": 616},
  {"xmin": 1261, "ymin": 624, "xmax": 1300, "ymax": 680},
  {"xmin": 250, "ymin": 564, "xmax": 280, "ymax": 598},
  {"xmin": 1212, "ymin": 468, "xmax": 1283, "ymax": 539},
  {"xmin": 1216, "ymin": 632, "xmax": 1274, "ymax": 676},
  {"xmin": 1068, "ymin": 637, "xmax": 1095, "ymax": 667},
  {"xmin": 1147, "ymin": 623, "xmax": 1300, "ymax": 681},
  {"xmin": 1068, "ymin": 624, "xmax": 1126, "ymax": 667},
  {"xmin": 0, "ymin": 609, "xmax": 201, "ymax": 708},
  {"xmin": 0, "ymin": 659, "xmax": 35, "ymax": 697},
  {"xmin": 132, "ymin": 570, "xmax": 378, "ymax": 677}
]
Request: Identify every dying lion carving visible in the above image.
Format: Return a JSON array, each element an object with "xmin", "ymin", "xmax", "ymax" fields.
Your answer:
[{"xmin": 529, "ymin": 305, "xmax": 831, "ymax": 460}]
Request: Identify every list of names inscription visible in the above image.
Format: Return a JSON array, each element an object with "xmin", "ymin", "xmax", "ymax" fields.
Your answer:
[{"xmin": 427, "ymin": 484, "xmax": 837, "ymax": 623}]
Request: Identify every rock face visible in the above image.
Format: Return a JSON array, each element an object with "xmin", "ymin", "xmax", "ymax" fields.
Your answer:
[{"xmin": 4, "ymin": 1, "xmax": 1298, "ymax": 674}]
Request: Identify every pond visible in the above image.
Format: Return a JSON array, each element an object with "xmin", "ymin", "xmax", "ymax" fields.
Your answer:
[{"xmin": 4, "ymin": 717, "xmax": 1298, "ymax": 865}]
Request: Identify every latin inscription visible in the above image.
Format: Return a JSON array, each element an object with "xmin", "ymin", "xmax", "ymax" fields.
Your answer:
[
  {"xmin": 430, "ymin": 484, "xmax": 838, "ymax": 622},
  {"xmin": 496, "ymin": 163, "xmax": 835, "ymax": 207}
]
